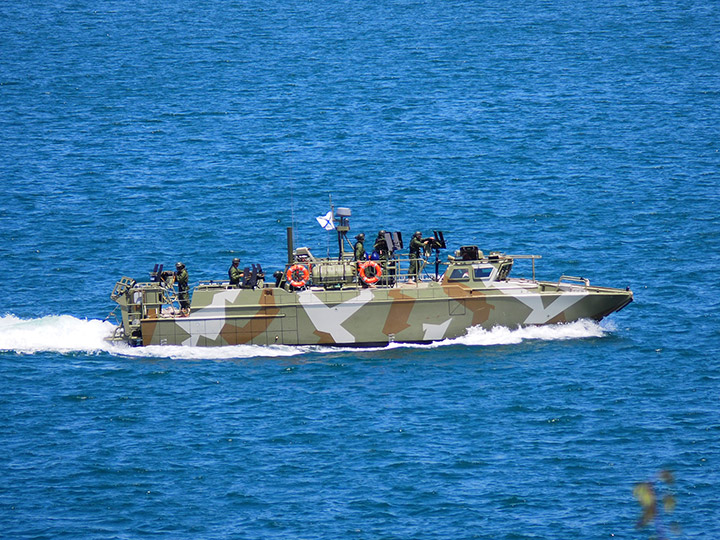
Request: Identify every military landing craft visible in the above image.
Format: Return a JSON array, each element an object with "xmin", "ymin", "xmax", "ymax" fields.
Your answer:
[{"xmin": 107, "ymin": 208, "xmax": 632, "ymax": 347}]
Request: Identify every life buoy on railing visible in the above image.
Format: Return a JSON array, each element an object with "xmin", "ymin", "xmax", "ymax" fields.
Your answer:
[
  {"xmin": 286, "ymin": 264, "xmax": 310, "ymax": 288},
  {"xmin": 359, "ymin": 260, "xmax": 382, "ymax": 284}
]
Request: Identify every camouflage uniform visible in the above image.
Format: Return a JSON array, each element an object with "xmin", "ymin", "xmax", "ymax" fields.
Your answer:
[
  {"xmin": 176, "ymin": 265, "xmax": 190, "ymax": 310},
  {"xmin": 373, "ymin": 231, "xmax": 390, "ymax": 284},
  {"xmin": 353, "ymin": 235, "xmax": 366, "ymax": 261},
  {"xmin": 229, "ymin": 261, "xmax": 243, "ymax": 286},
  {"xmin": 408, "ymin": 234, "xmax": 427, "ymax": 280},
  {"xmin": 373, "ymin": 231, "xmax": 388, "ymax": 260}
]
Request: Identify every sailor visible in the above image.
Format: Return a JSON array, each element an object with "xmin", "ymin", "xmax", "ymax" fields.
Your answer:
[
  {"xmin": 408, "ymin": 231, "xmax": 430, "ymax": 282},
  {"xmin": 175, "ymin": 262, "xmax": 190, "ymax": 314},
  {"xmin": 228, "ymin": 257, "xmax": 243, "ymax": 287},
  {"xmin": 373, "ymin": 230, "xmax": 388, "ymax": 260},
  {"xmin": 353, "ymin": 233, "xmax": 366, "ymax": 261},
  {"xmin": 371, "ymin": 230, "xmax": 390, "ymax": 285}
]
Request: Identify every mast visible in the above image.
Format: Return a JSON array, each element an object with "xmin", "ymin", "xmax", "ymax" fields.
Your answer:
[
  {"xmin": 286, "ymin": 226, "xmax": 294, "ymax": 265},
  {"xmin": 334, "ymin": 207, "xmax": 351, "ymax": 259}
]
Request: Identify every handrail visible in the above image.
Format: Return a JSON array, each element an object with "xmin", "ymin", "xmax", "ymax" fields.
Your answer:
[
  {"xmin": 504, "ymin": 254, "xmax": 542, "ymax": 259},
  {"xmin": 187, "ymin": 253, "xmax": 546, "ymax": 292},
  {"xmin": 558, "ymin": 275, "xmax": 590, "ymax": 286},
  {"xmin": 160, "ymin": 286, "xmax": 177, "ymax": 306},
  {"xmin": 281, "ymin": 255, "xmax": 449, "ymax": 287},
  {"xmin": 504, "ymin": 254, "xmax": 541, "ymax": 281}
]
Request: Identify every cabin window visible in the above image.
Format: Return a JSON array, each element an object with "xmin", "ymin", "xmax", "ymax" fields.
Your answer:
[
  {"xmin": 448, "ymin": 268, "xmax": 470, "ymax": 281},
  {"xmin": 473, "ymin": 266, "xmax": 493, "ymax": 279}
]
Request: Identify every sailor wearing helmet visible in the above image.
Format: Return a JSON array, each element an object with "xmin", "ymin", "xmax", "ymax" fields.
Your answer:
[
  {"xmin": 228, "ymin": 257, "xmax": 244, "ymax": 287},
  {"xmin": 353, "ymin": 233, "xmax": 366, "ymax": 261},
  {"xmin": 373, "ymin": 230, "xmax": 388, "ymax": 260},
  {"xmin": 408, "ymin": 231, "xmax": 430, "ymax": 282},
  {"xmin": 175, "ymin": 262, "xmax": 190, "ymax": 314}
]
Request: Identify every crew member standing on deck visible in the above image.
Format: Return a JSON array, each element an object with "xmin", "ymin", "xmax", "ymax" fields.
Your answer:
[
  {"xmin": 354, "ymin": 233, "xmax": 370, "ymax": 287},
  {"xmin": 408, "ymin": 231, "xmax": 430, "ymax": 282},
  {"xmin": 373, "ymin": 230, "xmax": 388, "ymax": 260},
  {"xmin": 353, "ymin": 233, "xmax": 366, "ymax": 261},
  {"xmin": 228, "ymin": 257, "xmax": 243, "ymax": 287},
  {"xmin": 373, "ymin": 230, "xmax": 389, "ymax": 284},
  {"xmin": 175, "ymin": 262, "xmax": 190, "ymax": 314}
]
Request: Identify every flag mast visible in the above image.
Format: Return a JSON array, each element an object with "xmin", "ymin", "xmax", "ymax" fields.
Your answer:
[
  {"xmin": 328, "ymin": 194, "xmax": 334, "ymax": 258},
  {"xmin": 315, "ymin": 197, "xmax": 345, "ymax": 258}
]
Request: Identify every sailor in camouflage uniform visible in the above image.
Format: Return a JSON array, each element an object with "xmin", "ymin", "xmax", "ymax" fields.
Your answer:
[
  {"xmin": 228, "ymin": 257, "xmax": 243, "ymax": 287},
  {"xmin": 353, "ymin": 233, "xmax": 366, "ymax": 261},
  {"xmin": 175, "ymin": 262, "xmax": 190, "ymax": 313},
  {"xmin": 408, "ymin": 231, "xmax": 430, "ymax": 282},
  {"xmin": 373, "ymin": 230, "xmax": 388, "ymax": 260},
  {"xmin": 373, "ymin": 230, "xmax": 390, "ymax": 284}
]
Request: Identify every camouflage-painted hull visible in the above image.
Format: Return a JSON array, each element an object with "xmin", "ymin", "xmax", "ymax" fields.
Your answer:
[{"xmin": 134, "ymin": 280, "xmax": 632, "ymax": 347}]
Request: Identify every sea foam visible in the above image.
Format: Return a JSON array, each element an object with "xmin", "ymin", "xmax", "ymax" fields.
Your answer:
[{"xmin": 0, "ymin": 314, "xmax": 117, "ymax": 354}]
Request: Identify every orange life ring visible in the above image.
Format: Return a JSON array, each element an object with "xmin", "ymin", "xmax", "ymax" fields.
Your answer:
[
  {"xmin": 286, "ymin": 264, "xmax": 309, "ymax": 288},
  {"xmin": 359, "ymin": 260, "xmax": 382, "ymax": 284}
]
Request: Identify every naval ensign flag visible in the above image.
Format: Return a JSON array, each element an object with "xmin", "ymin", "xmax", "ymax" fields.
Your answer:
[{"xmin": 316, "ymin": 211, "xmax": 335, "ymax": 230}]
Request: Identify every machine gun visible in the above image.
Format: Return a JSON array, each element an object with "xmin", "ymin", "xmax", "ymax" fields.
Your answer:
[
  {"xmin": 150, "ymin": 264, "xmax": 177, "ymax": 286},
  {"xmin": 150, "ymin": 264, "xmax": 165, "ymax": 282},
  {"xmin": 426, "ymin": 230, "xmax": 446, "ymax": 280},
  {"xmin": 241, "ymin": 263, "xmax": 264, "ymax": 288},
  {"xmin": 382, "ymin": 231, "xmax": 404, "ymax": 257},
  {"xmin": 424, "ymin": 231, "xmax": 446, "ymax": 251}
]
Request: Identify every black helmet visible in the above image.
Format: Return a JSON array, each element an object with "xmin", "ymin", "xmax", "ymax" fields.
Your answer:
[
  {"xmin": 355, "ymin": 233, "xmax": 365, "ymax": 241},
  {"xmin": 378, "ymin": 229, "xmax": 386, "ymax": 237},
  {"xmin": 176, "ymin": 261, "xmax": 184, "ymax": 269},
  {"xmin": 232, "ymin": 257, "xmax": 240, "ymax": 264},
  {"xmin": 414, "ymin": 231, "xmax": 422, "ymax": 239}
]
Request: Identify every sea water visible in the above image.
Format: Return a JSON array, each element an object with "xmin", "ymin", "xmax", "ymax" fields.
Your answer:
[{"xmin": 1, "ymin": 0, "xmax": 719, "ymax": 538}]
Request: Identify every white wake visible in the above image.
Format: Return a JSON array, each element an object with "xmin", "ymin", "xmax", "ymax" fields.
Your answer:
[
  {"xmin": 0, "ymin": 314, "xmax": 117, "ymax": 355},
  {"xmin": 387, "ymin": 318, "xmax": 611, "ymax": 350}
]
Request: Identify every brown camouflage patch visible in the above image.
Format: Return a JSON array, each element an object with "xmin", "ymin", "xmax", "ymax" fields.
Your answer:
[
  {"xmin": 383, "ymin": 289, "xmax": 416, "ymax": 336},
  {"xmin": 441, "ymin": 283, "xmax": 494, "ymax": 326},
  {"xmin": 141, "ymin": 320, "xmax": 157, "ymax": 343},
  {"xmin": 313, "ymin": 329, "xmax": 336, "ymax": 344},
  {"xmin": 546, "ymin": 312, "xmax": 569, "ymax": 324},
  {"xmin": 220, "ymin": 292, "xmax": 280, "ymax": 345}
]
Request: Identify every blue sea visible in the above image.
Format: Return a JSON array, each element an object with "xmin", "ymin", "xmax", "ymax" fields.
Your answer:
[{"xmin": 1, "ymin": 0, "xmax": 719, "ymax": 538}]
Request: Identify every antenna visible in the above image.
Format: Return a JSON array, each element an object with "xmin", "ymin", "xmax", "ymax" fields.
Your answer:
[
  {"xmin": 290, "ymin": 179, "xmax": 296, "ymax": 249},
  {"xmin": 327, "ymin": 194, "xmax": 334, "ymax": 258}
]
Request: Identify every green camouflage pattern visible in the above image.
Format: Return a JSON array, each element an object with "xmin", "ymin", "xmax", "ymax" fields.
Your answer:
[{"xmin": 109, "ymin": 250, "xmax": 633, "ymax": 347}]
